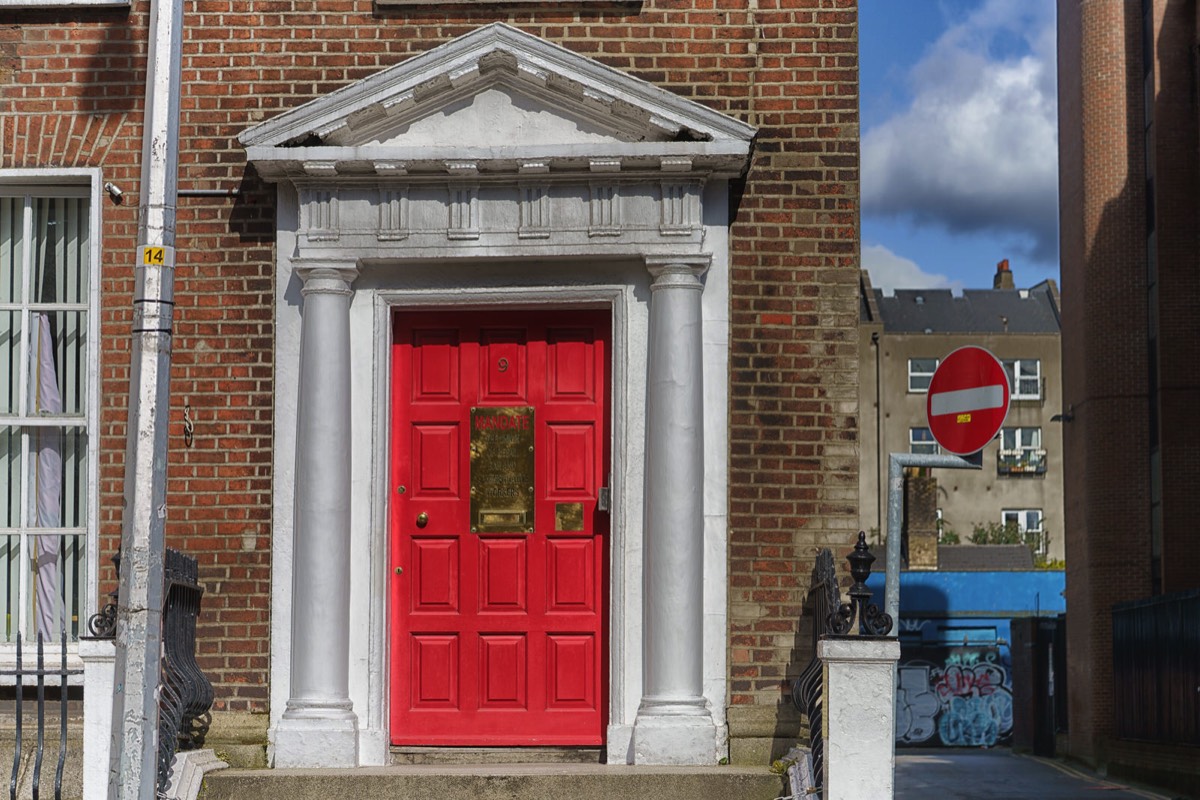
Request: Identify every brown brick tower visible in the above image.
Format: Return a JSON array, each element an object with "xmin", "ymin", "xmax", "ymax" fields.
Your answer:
[{"xmin": 1057, "ymin": 0, "xmax": 1200, "ymax": 790}]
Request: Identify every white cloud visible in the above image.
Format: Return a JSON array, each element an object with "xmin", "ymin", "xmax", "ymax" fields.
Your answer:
[
  {"xmin": 862, "ymin": 243, "xmax": 962, "ymax": 294},
  {"xmin": 862, "ymin": 0, "xmax": 1058, "ymax": 263}
]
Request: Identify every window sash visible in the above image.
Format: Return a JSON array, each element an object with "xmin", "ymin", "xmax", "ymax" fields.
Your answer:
[
  {"xmin": 1002, "ymin": 359, "xmax": 1042, "ymax": 399},
  {"xmin": 0, "ymin": 178, "xmax": 97, "ymax": 644},
  {"xmin": 1002, "ymin": 427, "xmax": 1043, "ymax": 451},
  {"xmin": 908, "ymin": 358, "xmax": 938, "ymax": 393},
  {"xmin": 1002, "ymin": 509, "xmax": 1043, "ymax": 532},
  {"xmin": 909, "ymin": 426, "xmax": 939, "ymax": 455}
]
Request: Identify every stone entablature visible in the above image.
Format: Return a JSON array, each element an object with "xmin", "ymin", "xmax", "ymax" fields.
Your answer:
[{"xmin": 282, "ymin": 174, "xmax": 707, "ymax": 259}]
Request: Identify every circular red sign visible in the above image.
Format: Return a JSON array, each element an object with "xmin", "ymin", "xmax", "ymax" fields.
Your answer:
[{"xmin": 925, "ymin": 346, "xmax": 1011, "ymax": 456}]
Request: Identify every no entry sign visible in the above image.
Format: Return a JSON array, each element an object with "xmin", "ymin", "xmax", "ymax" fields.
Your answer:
[{"xmin": 926, "ymin": 346, "xmax": 1010, "ymax": 456}]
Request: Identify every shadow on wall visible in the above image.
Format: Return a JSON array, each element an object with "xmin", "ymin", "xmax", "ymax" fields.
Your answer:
[{"xmin": 13, "ymin": 7, "xmax": 143, "ymax": 117}]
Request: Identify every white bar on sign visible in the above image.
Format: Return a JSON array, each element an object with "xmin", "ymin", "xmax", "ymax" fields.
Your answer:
[{"xmin": 929, "ymin": 385, "xmax": 1005, "ymax": 416}]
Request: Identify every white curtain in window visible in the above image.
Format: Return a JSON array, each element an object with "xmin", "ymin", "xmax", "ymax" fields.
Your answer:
[{"xmin": 33, "ymin": 310, "xmax": 62, "ymax": 638}]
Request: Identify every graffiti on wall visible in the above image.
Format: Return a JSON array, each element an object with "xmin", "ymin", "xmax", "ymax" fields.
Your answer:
[{"xmin": 895, "ymin": 645, "xmax": 1013, "ymax": 747}]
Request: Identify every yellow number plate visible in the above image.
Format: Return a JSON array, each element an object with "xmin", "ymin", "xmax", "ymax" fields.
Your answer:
[{"xmin": 140, "ymin": 246, "xmax": 174, "ymax": 267}]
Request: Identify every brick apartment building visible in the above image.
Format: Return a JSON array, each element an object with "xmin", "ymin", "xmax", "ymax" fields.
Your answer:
[
  {"xmin": 1, "ymin": 0, "xmax": 860, "ymax": 769},
  {"xmin": 1058, "ymin": 0, "xmax": 1200, "ymax": 794}
]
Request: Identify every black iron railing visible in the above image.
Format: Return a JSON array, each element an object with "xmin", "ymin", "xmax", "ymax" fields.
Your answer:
[
  {"xmin": 791, "ymin": 548, "xmax": 839, "ymax": 791},
  {"xmin": 1113, "ymin": 589, "xmax": 1200, "ymax": 745},
  {"xmin": 155, "ymin": 549, "xmax": 214, "ymax": 792},
  {"xmin": 2, "ymin": 633, "xmax": 82, "ymax": 800},
  {"xmin": 997, "ymin": 447, "xmax": 1047, "ymax": 475},
  {"xmin": 88, "ymin": 547, "xmax": 214, "ymax": 797},
  {"xmin": 790, "ymin": 533, "xmax": 894, "ymax": 794}
]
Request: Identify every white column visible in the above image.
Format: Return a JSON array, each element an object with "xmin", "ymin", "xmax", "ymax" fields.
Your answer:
[
  {"xmin": 633, "ymin": 255, "xmax": 717, "ymax": 765},
  {"xmin": 274, "ymin": 263, "xmax": 360, "ymax": 768},
  {"xmin": 80, "ymin": 637, "xmax": 116, "ymax": 800},
  {"xmin": 818, "ymin": 637, "xmax": 901, "ymax": 800}
]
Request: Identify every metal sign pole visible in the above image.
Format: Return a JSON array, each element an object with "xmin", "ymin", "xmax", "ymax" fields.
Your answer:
[
  {"xmin": 109, "ymin": 0, "xmax": 184, "ymax": 796},
  {"xmin": 884, "ymin": 451, "xmax": 982, "ymax": 625}
]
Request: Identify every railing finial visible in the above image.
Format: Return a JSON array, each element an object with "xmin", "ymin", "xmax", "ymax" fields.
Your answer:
[{"xmin": 830, "ymin": 532, "xmax": 894, "ymax": 636}]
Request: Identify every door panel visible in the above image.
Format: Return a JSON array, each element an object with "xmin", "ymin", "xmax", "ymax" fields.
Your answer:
[{"xmin": 390, "ymin": 309, "xmax": 609, "ymax": 746}]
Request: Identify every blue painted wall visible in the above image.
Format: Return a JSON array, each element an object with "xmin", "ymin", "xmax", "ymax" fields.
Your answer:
[{"xmin": 862, "ymin": 570, "xmax": 1065, "ymax": 748}]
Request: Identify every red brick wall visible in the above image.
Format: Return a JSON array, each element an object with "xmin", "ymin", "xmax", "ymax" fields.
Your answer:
[{"xmin": 3, "ymin": 0, "xmax": 860, "ymax": 734}]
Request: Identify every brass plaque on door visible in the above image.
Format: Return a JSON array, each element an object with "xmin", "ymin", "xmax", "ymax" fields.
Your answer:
[
  {"xmin": 555, "ymin": 503, "xmax": 584, "ymax": 532},
  {"xmin": 470, "ymin": 406, "xmax": 535, "ymax": 533}
]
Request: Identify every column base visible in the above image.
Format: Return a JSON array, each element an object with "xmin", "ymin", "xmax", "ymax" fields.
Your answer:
[
  {"xmin": 273, "ymin": 701, "xmax": 359, "ymax": 768},
  {"xmin": 633, "ymin": 698, "xmax": 719, "ymax": 765}
]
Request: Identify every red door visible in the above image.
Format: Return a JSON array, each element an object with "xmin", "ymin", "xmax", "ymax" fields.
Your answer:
[{"xmin": 389, "ymin": 310, "xmax": 609, "ymax": 745}]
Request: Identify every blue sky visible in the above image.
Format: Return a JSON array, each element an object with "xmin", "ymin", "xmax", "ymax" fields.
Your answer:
[{"xmin": 859, "ymin": 0, "xmax": 1059, "ymax": 294}]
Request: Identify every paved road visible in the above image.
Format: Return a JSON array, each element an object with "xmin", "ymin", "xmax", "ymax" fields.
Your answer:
[{"xmin": 895, "ymin": 749, "xmax": 1177, "ymax": 799}]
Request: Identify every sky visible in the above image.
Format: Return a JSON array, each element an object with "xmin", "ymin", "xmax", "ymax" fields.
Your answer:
[{"xmin": 859, "ymin": 0, "xmax": 1059, "ymax": 294}]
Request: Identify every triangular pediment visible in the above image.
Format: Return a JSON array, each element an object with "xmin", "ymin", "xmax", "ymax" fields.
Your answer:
[{"xmin": 240, "ymin": 23, "xmax": 755, "ymax": 180}]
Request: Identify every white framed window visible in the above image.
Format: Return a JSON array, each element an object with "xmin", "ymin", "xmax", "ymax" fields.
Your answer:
[
  {"xmin": 998, "ymin": 426, "xmax": 1046, "ymax": 475},
  {"xmin": 0, "ymin": 1, "xmax": 128, "ymax": 8},
  {"xmin": 1002, "ymin": 509, "xmax": 1045, "ymax": 553},
  {"xmin": 909, "ymin": 427, "xmax": 939, "ymax": 455},
  {"xmin": 1001, "ymin": 358, "xmax": 1041, "ymax": 399},
  {"xmin": 0, "ymin": 170, "xmax": 101, "ymax": 644},
  {"xmin": 907, "ymin": 357, "xmax": 938, "ymax": 393}
]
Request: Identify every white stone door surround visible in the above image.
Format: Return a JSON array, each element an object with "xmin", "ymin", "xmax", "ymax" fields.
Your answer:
[{"xmin": 241, "ymin": 23, "xmax": 755, "ymax": 767}]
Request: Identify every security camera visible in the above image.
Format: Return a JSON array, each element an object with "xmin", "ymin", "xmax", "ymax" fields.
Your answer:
[{"xmin": 103, "ymin": 182, "xmax": 124, "ymax": 204}]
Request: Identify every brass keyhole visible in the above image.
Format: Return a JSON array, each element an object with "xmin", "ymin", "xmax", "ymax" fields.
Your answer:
[{"xmin": 416, "ymin": 512, "xmax": 429, "ymax": 528}]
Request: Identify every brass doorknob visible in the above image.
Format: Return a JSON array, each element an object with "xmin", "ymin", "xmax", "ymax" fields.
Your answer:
[{"xmin": 416, "ymin": 512, "xmax": 429, "ymax": 528}]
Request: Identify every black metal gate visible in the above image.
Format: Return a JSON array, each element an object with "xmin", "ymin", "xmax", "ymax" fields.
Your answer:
[
  {"xmin": 1113, "ymin": 589, "xmax": 1200, "ymax": 744},
  {"xmin": 3, "ymin": 634, "xmax": 81, "ymax": 800}
]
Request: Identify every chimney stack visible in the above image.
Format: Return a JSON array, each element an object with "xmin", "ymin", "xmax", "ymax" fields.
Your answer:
[{"xmin": 994, "ymin": 258, "xmax": 1015, "ymax": 290}]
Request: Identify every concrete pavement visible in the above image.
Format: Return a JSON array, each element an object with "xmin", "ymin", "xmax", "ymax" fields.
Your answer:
[{"xmin": 896, "ymin": 749, "xmax": 1179, "ymax": 800}]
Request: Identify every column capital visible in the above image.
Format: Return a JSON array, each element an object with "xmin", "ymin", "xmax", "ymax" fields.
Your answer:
[
  {"xmin": 644, "ymin": 254, "xmax": 711, "ymax": 288},
  {"xmin": 295, "ymin": 262, "xmax": 359, "ymax": 297}
]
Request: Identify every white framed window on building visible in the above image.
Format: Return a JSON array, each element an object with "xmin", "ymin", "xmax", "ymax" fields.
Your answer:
[
  {"xmin": 0, "ymin": 0, "xmax": 129, "ymax": 8},
  {"xmin": 1, "ymin": 170, "xmax": 101, "ymax": 644},
  {"xmin": 1001, "ymin": 358, "xmax": 1042, "ymax": 400},
  {"xmin": 1002, "ymin": 509, "xmax": 1045, "ymax": 554},
  {"xmin": 909, "ymin": 427, "xmax": 939, "ymax": 455},
  {"xmin": 998, "ymin": 426, "xmax": 1046, "ymax": 475},
  {"xmin": 907, "ymin": 358, "xmax": 938, "ymax": 393}
]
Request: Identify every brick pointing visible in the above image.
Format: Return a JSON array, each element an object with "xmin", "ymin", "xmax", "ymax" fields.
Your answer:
[{"xmin": 3, "ymin": 0, "xmax": 860, "ymax": 733}]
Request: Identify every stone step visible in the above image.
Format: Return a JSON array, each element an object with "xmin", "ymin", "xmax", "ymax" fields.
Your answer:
[
  {"xmin": 0, "ymin": 724, "xmax": 85, "ymax": 800},
  {"xmin": 391, "ymin": 746, "xmax": 604, "ymax": 765},
  {"xmin": 198, "ymin": 765, "xmax": 786, "ymax": 800}
]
